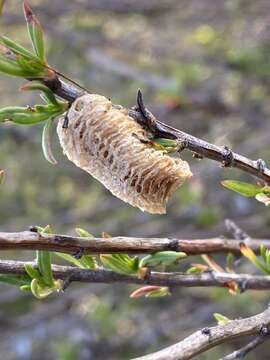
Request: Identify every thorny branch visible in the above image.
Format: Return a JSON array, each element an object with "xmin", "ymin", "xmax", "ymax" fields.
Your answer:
[
  {"xmin": 43, "ymin": 76, "xmax": 270, "ymax": 184},
  {"xmin": 1, "ymin": 259, "xmax": 270, "ymax": 290},
  {"xmin": 132, "ymin": 308, "xmax": 270, "ymax": 360},
  {"xmin": 0, "ymin": 230, "xmax": 269, "ymax": 255},
  {"xmin": 221, "ymin": 332, "xmax": 270, "ymax": 360}
]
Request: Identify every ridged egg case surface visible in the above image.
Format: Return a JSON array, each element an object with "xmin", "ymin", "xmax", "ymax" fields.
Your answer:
[{"xmin": 57, "ymin": 94, "xmax": 192, "ymax": 214}]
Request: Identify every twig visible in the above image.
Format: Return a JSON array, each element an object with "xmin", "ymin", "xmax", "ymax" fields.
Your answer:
[
  {"xmin": 132, "ymin": 307, "xmax": 270, "ymax": 360},
  {"xmin": 1, "ymin": 260, "xmax": 270, "ymax": 290},
  {"xmin": 0, "ymin": 231, "xmax": 270, "ymax": 255},
  {"xmin": 42, "ymin": 76, "xmax": 270, "ymax": 184},
  {"xmin": 221, "ymin": 332, "xmax": 270, "ymax": 360}
]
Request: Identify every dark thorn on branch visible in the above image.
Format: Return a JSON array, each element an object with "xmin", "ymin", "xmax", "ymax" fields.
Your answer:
[
  {"xmin": 73, "ymin": 249, "xmax": 84, "ymax": 259},
  {"xmin": 256, "ymin": 159, "xmax": 266, "ymax": 173},
  {"xmin": 62, "ymin": 275, "xmax": 72, "ymax": 291},
  {"xmin": 239, "ymin": 279, "xmax": 248, "ymax": 293},
  {"xmin": 62, "ymin": 113, "xmax": 69, "ymax": 129},
  {"xmin": 28, "ymin": 226, "xmax": 38, "ymax": 233},
  {"xmin": 136, "ymin": 89, "xmax": 158, "ymax": 135},
  {"xmin": 201, "ymin": 327, "xmax": 211, "ymax": 336},
  {"xmin": 259, "ymin": 324, "xmax": 269, "ymax": 336},
  {"xmin": 193, "ymin": 152, "xmax": 204, "ymax": 159},
  {"xmin": 222, "ymin": 146, "xmax": 234, "ymax": 167},
  {"xmin": 176, "ymin": 139, "xmax": 188, "ymax": 153}
]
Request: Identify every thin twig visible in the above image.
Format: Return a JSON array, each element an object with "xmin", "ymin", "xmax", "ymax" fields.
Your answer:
[
  {"xmin": 43, "ymin": 76, "xmax": 270, "ymax": 184},
  {"xmin": 221, "ymin": 332, "xmax": 270, "ymax": 360},
  {"xmin": 132, "ymin": 307, "xmax": 270, "ymax": 360},
  {"xmin": 1, "ymin": 260, "xmax": 270, "ymax": 290},
  {"xmin": 0, "ymin": 230, "xmax": 269, "ymax": 254}
]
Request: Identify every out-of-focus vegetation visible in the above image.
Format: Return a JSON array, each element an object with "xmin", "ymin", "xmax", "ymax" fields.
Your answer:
[{"xmin": 0, "ymin": 0, "xmax": 270, "ymax": 359}]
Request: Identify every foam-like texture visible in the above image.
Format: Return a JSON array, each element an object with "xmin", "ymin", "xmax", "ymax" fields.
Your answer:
[{"xmin": 57, "ymin": 94, "xmax": 192, "ymax": 214}]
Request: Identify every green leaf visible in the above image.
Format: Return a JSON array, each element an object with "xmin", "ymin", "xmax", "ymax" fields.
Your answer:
[
  {"xmin": 0, "ymin": 274, "xmax": 31, "ymax": 287},
  {"xmin": 42, "ymin": 119, "xmax": 57, "ymax": 165},
  {"xmin": 0, "ymin": 56, "xmax": 31, "ymax": 77},
  {"xmin": 20, "ymin": 284, "xmax": 31, "ymax": 292},
  {"xmin": 139, "ymin": 251, "xmax": 187, "ymax": 268},
  {"xmin": 30, "ymin": 278, "xmax": 54, "ymax": 299},
  {"xmin": 75, "ymin": 228, "xmax": 93, "ymax": 238},
  {"xmin": 130, "ymin": 285, "xmax": 170, "ymax": 298},
  {"xmin": 221, "ymin": 180, "xmax": 263, "ymax": 197},
  {"xmin": 213, "ymin": 313, "xmax": 231, "ymax": 325},
  {"xmin": 1, "ymin": 35, "xmax": 40, "ymax": 62},
  {"xmin": 226, "ymin": 253, "xmax": 235, "ymax": 272},
  {"xmin": 55, "ymin": 252, "xmax": 97, "ymax": 269},
  {"xmin": 24, "ymin": 263, "xmax": 43, "ymax": 282},
  {"xmin": 260, "ymin": 245, "xmax": 267, "ymax": 264},
  {"xmin": 23, "ymin": 0, "xmax": 46, "ymax": 62},
  {"xmin": 100, "ymin": 254, "xmax": 139, "ymax": 275},
  {"xmin": 186, "ymin": 266, "xmax": 203, "ymax": 274},
  {"xmin": 21, "ymin": 81, "xmax": 59, "ymax": 106}
]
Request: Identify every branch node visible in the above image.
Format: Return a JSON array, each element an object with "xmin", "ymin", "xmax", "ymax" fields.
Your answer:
[
  {"xmin": 222, "ymin": 146, "xmax": 234, "ymax": 167},
  {"xmin": 136, "ymin": 89, "xmax": 157, "ymax": 135},
  {"xmin": 259, "ymin": 324, "xmax": 269, "ymax": 336},
  {"xmin": 167, "ymin": 239, "xmax": 180, "ymax": 252},
  {"xmin": 256, "ymin": 159, "xmax": 267, "ymax": 173},
  {"xmin": 28, "ymin": 225, "xmax": 39, "ymax": 233},
  {"xmin": 201, "ymin": 327, "xmax": 211, "ymax": 336},
  {"xmin": 72, "ymin": 248, "xmax": 84, "ymax": 259}
]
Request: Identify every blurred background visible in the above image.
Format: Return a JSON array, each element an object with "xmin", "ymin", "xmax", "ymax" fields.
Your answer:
[{"xmin": 0, "ymin": 0, "xmax": 270, "ymax": 359}]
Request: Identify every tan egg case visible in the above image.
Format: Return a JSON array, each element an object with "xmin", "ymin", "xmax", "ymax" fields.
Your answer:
[{"xmin": 57, "ymin": 94, "xmax": 192, "ymax": 214}]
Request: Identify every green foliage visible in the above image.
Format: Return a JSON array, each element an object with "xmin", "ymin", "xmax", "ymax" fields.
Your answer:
[
  {"xmin": 222, "ymin": 180, "xmax": 270, "ymax": 206},
  {"xmin": 221, "ymin": 180, "xmax": 263, "ymax": 197},
  {"xmin": 130, "ymin": 285, "xmax": 170, "ymax": 298},
  {"xmin": 55, "ymin": 227, "xmax": 97, "ymax": 269},
  {"xmin": 23, "ymin": 225, "xmax": 64, "ymax": 299},
  {"xmin": 139, "ymin": 251, "xmax": 186, "ymax": 268},
  {"xmin": 240, "ymin": 243, "xmax": 270, "ymax": 275},
  {"xmin": 23, "ymin": 0, "xmax": 46, "ymax": 62},
  {"xmin": 213, "ymin": 313, "xmax": 230, "ymax": 325},
  {"xmin": 100, "ymin": 254, "xmax": 139, "ymax": 275}
]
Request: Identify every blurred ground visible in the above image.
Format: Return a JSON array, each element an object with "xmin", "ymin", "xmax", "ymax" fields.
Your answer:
[{"xmin": 0, "ymin": 0, "xmax": 270, "ymax": 359}]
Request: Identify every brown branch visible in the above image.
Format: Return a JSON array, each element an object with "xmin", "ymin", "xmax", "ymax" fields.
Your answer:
[
  {"xmin": 221, "ymin": 332, "xmax": 270, "ymax": 360},
  {"xmin": 43, "ymin": 77, "xmax": 270, "ymax": 184},
  {"xmin": 1, "ymin": 259, "xmax": 270, "ymax": 290},
  {"xmin": 0, "ymin": 230, "xmax": 270, "ymax": 255},
  {"xmin": 132, "ymin": 308, "xmax": 270, "ymax": 360}
]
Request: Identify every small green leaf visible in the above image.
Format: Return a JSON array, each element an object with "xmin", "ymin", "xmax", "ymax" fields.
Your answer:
[
  {"xmin": 42, "ymin": 119, "xmax": 57, "ymax": 165},
  {"xmin": 0, "ymin": 56, "xmax": 31, "ymax": 77},
  {"xmin": 226, "ymin": 253, "xmax": 235, "ymax": 272},
  {"xmin": 221, "ymin": 180, "xmax": 263, "ymax": 197},
  {"xmin": 20, "ymin": 284, "xmax": 31, "ymax": 292},
  {"xmin": 130, "ymin": 286, "xmax": 170, "ymax": 298},
  {"xmin": 23, "ymin": 0, "xmax": 46, "ymax": 62},
  {"xmin": 100, "ymin": 254, "xmax": 139, "ymax": 275},
  {"xmin": 213, "ymin": 313, "xmax": 231, "ymax": 325},
  {"xmin": 0, "ymin": 274, "xmax": 31, "ymax": 287},
  {"xmin": 30, "ymin": 278, "xmax": 53, "ymax": 299},
  {"xmin": 75, "ymin": 228, "xmax": 93, "ymax": 238},
  {"xmin": 21, "ymin": 81, "xmax": 59, "ymax": 106},
  {"xmin": 1, "ymin": 35, "xmax": 40, "ymax": 62},
  {"xmin": 139, "ymin": 251, "xmax": 187, "ymax": 268},
  {"xmin": 260, "ymin": 245, "xmax": 267, "ymax": 263},
  {"xmin": 24, "ymin": 263, "xmax": 43, "ymax": 282},
  {"xmin": 186, "ymin": 266, "xmax": 204, "ymax": 274}
]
